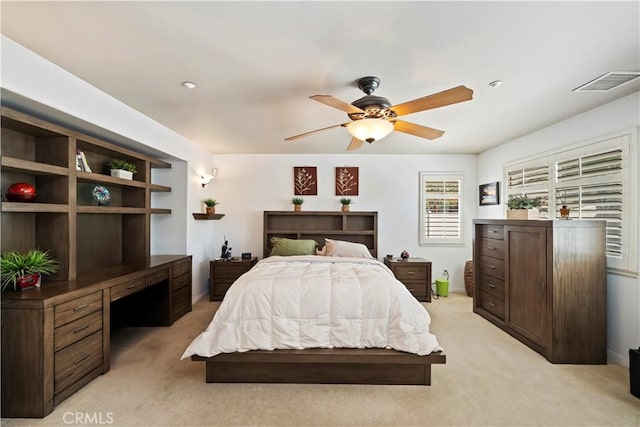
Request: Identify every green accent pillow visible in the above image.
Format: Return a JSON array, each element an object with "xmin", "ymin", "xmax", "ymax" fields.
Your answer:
[{"xmin": 270, "ymin": 237, "xmax": 318, "ymax": 256}]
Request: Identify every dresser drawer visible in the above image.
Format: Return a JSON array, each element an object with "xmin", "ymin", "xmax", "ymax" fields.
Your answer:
[
  {"xmin": 479, "ymin": 273, "xmax": 505, "ymax": 300},
  {"xmin": 173, "ymin": 286, "xmax": 190, "ymax": 318},
  {"xmin": 54, "ymin": 331, "xmax": 102, "ymax": 395},
  {"xmin": 54, "ymin": 291, "xmax": 102, "ymax": 328},
  {"xmin": 391, "ymin": 265, "xmax": 428, "ymax": 281},
  {"xmin": 478, "ymin": 238, "xmax": 505, "ymax": 259},
  {"xmin": 172, "ymin": 260, "xmax": 191, "ymax": 278},
  {"xmin": 478, "ymin": 255, "xmax": 505, "ymax": 280},
  {"xmin": 54, "ymin": 310, "xmax": 103, "ymax": 352},
  {"xmin": 479, "ymin": 290, "xmax": 505, "ymax": 320},
  {"xmin": 111, "ymin": 277, "xmax": 146, "ymax": 302},
  {"xmin": 172, "ymin": 273, "xmax": 191, "ymax": 291},
  {"xmin": 146, "ymin": 268, "xmax": 169, "ymax": 286},
  {"xmin": 478, "ymin": 224, "xmax": 504, "ymax": 240}
]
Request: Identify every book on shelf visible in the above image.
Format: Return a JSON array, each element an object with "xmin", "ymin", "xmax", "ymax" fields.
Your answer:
[
  {"xmin": 76, "ymin": 150, "xmax": 84, "ymax": 171},
  {"xmin": 79, "ymin": 151, "xmax": 92, "ymax": 173}
]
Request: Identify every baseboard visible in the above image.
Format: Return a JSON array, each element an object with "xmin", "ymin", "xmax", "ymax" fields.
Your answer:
[
  {"xmin": 608, "ymin": 349, "xmax": 628, "ymax": 367},
  {"xmin": 192, "ymin": 289, "xmax": 208, "ymax": 304}
]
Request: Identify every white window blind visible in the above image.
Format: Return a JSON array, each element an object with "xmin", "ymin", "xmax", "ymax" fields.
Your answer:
[
  {"xmin": 504, "ymin": 129, "xmax": 637, "ymax": 275},
  {"xmin": 420, "ymin": 173, "xmax": 464, "ymax": 246}
]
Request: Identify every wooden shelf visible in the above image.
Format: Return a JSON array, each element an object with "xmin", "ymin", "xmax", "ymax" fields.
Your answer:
[
  {"xmin": 77, "ymin": 171, "xmax": 146, "ymax": 188},
  {"xmin": 150, "ymin": 183, "xmax": 171, "ymax": 192},
  {"xmin": 1, "ymin": 202, "xmax": 69, "ymax": 213},
  {"xmin": 77, "ymin": 206, "xmax": 146, "ymax": 214},
  {"xmin": 151, "ymin": 208, "xmax": 172, "ymax": 214},
  {"xmin": 1, "ymin": 157, "xmax": 69, "ymax": 176},
  {"xmin": 192, "ymin": 213, "xmax": 225, "ymax": 220}
]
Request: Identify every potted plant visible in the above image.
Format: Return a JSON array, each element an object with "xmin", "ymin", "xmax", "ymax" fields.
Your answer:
[
  {"xmin": 1, "ymin": 249, "xmax": 59, "ymax": 292},
  {"xmin": 340, "ymin": 198, "xmax": 352, "ymax": 212},
  {"xmin": 107, "ymin": 159, "xmax": 137, "ymax": 180},
  {"xmin": 204, "ymin": 198, "xmax": 219, "ymax": 215},
  {"xmin": 507, "ymin": 195, "xmax": 541, "ymax": 220},
  {"xmin": 292, "ymin": 197, "xmax": 304, "ymax": 212}
]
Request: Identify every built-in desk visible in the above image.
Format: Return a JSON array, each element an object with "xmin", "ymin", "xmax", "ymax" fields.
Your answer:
[{"xmin": 1, "ymin": 255, "xmax": 192, "ymax": 418}]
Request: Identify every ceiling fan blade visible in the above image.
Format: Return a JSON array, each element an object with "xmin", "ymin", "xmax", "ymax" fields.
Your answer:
[
  {"xmin": 391, "ymin": 85, "xmax": 473, "ymax": 117},
  {"xmin": 284, "ymin": 123, "xmax": 349, "ymax": 141},
  {"xmin": 310, "ymin": 95, "xmax": 364, "ymax": 114},
  {"xmin": 346, "ymin": 137, "xmax": 364, "ymax": 151},
  {"xmin": 393, "ymin": 120, "xmax": 445, "ymax": 140}
]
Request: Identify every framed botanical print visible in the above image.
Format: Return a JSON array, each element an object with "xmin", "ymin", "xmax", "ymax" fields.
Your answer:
[
  {"xmin": 335, "ymin": 167, "xmax": 359, "ymax": 196},
  {"xmin": 294, "ymin": 166, "xmax": 317, "ymax": 195}
]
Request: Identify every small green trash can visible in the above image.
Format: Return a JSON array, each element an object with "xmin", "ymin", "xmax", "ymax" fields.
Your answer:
[{"xmin": 435, "ymin": 271, "xmax": 449, "ymax": 297}]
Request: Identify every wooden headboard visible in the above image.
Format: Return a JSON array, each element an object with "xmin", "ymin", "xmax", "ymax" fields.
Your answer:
[{"xmin": 263, "ymin": 211, "xmax": 378, "ymax": 259}]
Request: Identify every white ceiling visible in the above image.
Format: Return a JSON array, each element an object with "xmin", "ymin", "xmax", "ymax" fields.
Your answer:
[{"xmin": 2, "ymin": 1, "xmax": 639, "ymax": 155}]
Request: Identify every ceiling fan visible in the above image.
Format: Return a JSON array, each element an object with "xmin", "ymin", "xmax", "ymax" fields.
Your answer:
[{"xmin": 285, "ymin": 76, "xmax": 473, "ymax": 150}]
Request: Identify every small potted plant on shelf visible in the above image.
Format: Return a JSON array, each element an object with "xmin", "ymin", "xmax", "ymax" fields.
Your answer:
[
  {"xmin": 107, "ymin": 159, "xmax": 137, "ymax": 180},
  {"xmin": 340, "ymin": 198, "xmax": 352, "ymax": 212},
  {"xmin": 1, "ymin": 249, "xmax": 59, "ymax": 292},
  {"xmin": 292, "ymin": 197, "xmax": 304, "ymax": 212},
  {"xmin": 507, "ymin": 195, "xmax": 541, "ymax": 220},
  {"xmin": 204, "ymin": 198, "xmax": 219, "ymax": 215}
]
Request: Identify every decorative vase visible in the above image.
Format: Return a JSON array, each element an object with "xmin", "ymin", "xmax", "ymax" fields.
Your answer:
[
  {"xmin": 560, "ymin": 205, "xmax": 570, "ymax": 219},
  {"xmin": 294, "ymin": 204, "xmax": 302, "ymax": 212},
  {"xmin": 15, "ymin": 273, "xmax": 41, "ymax": 291},
  {"xmin": 6, "ymin": 182, "xmax": 37, "ymax": 202},
  {"xmin": 206, "ymin": 206, "xmax": 215, "ymax": 215},
  {"xmin": 341, "ymin": 205, "xmax": 350, "ymax": 212}
]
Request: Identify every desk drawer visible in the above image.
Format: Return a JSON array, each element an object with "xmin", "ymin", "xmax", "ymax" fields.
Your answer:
[
  {"xmin": 173, "ymin": 260, "xmax": 191, "ymax": 278},
  {"xmin": 146, "ymin": 268, "xmax": 169, "ymax": 286},
  {"xmin": 479, "ymin": 273, "xmax": 505, "ymax": 300},
  {"xmin": 173, "ymin": 286, "xmax": 190, "ymax": 318},
  {"xmin": 54, "ymin": 310, "xmax": 103, "ymax": 351},
  {"xmin": 111, "ymin": 277, "xmax": 146, "ymax": 302},
  {"xmin": 55, "ymin": 291, "xmax": 102, "ymax": 328},
  {"xmin": 54, "ymin": 331, "xmax": 102, "ymax": 395},
  {"xmin": 173, "ymin": 273, "xmax": 190, "ymax": 291},
  {"xmin": 478, "ymin": 238, "xmax": 505, "ymax": 259},
  {"xmin": 392, "ymin": 265, "xmax": 428, "ymax": 281},
  {"xmin": 478, "ymin": 255, "xmax": 505, "ymax": 280}
]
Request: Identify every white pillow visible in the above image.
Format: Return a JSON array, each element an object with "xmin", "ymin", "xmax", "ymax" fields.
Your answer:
[{"xmin": 324, "ymin": 238, "xmax": 373, "ymax": 259}]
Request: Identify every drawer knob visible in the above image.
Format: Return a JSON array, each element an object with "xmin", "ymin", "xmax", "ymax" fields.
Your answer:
[
  {"xmin": 74, "ymin": 354, "xmax": 91, "ymax": 365},
  {"xmin": 408, "ymin": 288, "xmax": 415, "ymax": 291},
  {"xmin": 126, "ymin": 284, "xmax": 139, "ymax": 290},
  {"xmin": 488, "ymin": 283, "xmax": 496, "ymax": 288},
  {"xmin": 73, "ymin": 304, "xmax": 89, "ymax": 312},
  {"xmin": 488, "ymin": 246, "xmax": 496, "ymax": 250},
  {"xmin": 488, "ymin": 265, "xmax": 496, "ymax": 269},
  {"xmin": 489, "ymin": 230, "xmax": 496, "ymax": 233},
  {"xmin": 489, "ymin": 302, "xmax": 496, "ymax": 307},
  {"xmin": 73, "ymin": 324, "xmax": 90, "ymax": 334},
  {"xmin": 407, "ymin": 271, "xmax": 416, "ymax": 275}
]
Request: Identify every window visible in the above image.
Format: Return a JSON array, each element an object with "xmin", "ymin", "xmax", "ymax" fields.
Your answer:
[
  {"xmin": 505, "ymin": 128, "xmax": 637, "ymax": 275},
  {"xmin": 419, "ymin": 172, "xmax": 464, "ymax": 246}
]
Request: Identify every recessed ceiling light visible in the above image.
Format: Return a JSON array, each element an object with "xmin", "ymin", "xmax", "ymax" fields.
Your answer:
[
  {"xmin": 488, "ymin": 80, "xmax": 503, "ymax": 88},
  {"xmin": 182, "ymin": 81, "xmax": 197, "ymax": 89}
]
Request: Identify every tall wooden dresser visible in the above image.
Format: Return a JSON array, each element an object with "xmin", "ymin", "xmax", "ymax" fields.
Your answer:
[{"xmin": 473, "ymin": 219, "xmax": 607, "ymax": 364}]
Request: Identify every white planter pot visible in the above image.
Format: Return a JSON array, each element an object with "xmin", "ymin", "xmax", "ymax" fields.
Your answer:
[{"xmin": 110, "ymin": 169, "xmax": 133, "ymax": 180}]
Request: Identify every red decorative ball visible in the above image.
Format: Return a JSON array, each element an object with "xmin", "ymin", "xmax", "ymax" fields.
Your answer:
[{"xmin": 6, "ymin": 182, "xmax": 37, "ymax": 202}]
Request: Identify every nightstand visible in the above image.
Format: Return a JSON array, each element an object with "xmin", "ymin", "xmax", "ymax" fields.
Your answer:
[
  {"xmin": 383, "ymin": 257, "xmax": 432, "ymax": 302},
  {"xmin": 209, "ymin": 257, "xmax": 258, "ymax": 301}
]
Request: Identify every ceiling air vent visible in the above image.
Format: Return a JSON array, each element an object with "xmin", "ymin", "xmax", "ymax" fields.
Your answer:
[{"xmin": 573, "ymin": 71, "xmax": 640, "ymax": 92}]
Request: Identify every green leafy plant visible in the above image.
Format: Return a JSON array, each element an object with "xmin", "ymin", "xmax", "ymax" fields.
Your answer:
[
  {"xmin": 507, "ymin": 195, "xmax": 541, "ymax": 210},
  {"xmin": 291, "ymin": 197, "xmax": 304, "ymax": 205},
  {"xmin": 106, "ymin": 159, "xmax": 137, "ymax": 174},
  {"xmin": 203, "ymin": 198, "xmax": 219, "ymax": 207},
  {"xmin": 340, "ymin": 198, "xmax": 352, "ymax": 206},
  {"xmin": 1, "ymin": 249, "xmax": 59, "ymax": 292}
]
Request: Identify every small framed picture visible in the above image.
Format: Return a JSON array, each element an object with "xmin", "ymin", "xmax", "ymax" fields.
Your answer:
[{"xmin": 479, "ymin": 181, "xmax": 500, "ymax": 206}]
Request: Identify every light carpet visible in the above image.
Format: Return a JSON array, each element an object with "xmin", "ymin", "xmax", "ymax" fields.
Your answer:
[{"xmin": 2, "ymin": 293, "xmax": 638, "ymax": 426}]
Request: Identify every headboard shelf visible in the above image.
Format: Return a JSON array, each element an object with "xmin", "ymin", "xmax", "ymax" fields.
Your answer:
[{"xmin": 264, "ymin": 211, "xmax": 378, "ymax": 258}]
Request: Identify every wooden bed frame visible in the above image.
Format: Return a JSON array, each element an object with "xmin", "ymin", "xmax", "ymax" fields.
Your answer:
[{"xmin": 191, "ymin": 211, "xmax": 446, "ymax": 386}]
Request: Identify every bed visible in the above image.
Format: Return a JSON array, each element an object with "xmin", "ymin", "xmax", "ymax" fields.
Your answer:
[{"xmin": 185, "ymin": 211, "xmax": 446, "ymax": 385}]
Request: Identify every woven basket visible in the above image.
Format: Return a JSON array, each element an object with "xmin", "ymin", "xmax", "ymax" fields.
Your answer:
[{"xmin": 464, "ymin": 260, "xmax": 474, "ymax": 297}]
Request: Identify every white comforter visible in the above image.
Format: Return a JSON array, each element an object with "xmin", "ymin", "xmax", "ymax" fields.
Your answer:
[{"xmin": 181, "ymin": 256, "xmax": 442, "ymax": 359}]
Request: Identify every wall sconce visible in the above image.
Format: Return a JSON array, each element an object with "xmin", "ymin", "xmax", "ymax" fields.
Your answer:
[{"xmin": 200, "ymin": 168, "xmax": 218, "ymax": 188}]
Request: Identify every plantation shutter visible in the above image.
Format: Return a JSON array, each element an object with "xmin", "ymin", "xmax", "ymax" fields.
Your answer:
[
  {"xmin": 506, "ymin": 162, "xmax": 550, "ymax": 217},
  {"xmin": 420, "ymin": 173, "xmax": 464, "ymax": 246}
]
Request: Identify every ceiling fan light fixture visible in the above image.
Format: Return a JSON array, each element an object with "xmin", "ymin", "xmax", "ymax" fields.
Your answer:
[{"xmin": 346, "ymin": 119, "xmax": 394, "ymax": 143}]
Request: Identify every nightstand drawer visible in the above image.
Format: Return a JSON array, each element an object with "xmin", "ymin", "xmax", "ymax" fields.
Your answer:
[
  {"xmin": 55, "ymin": 291, "xmax": 103, "ymax": 328},
  {"xmin": 402, "ymin": 282, "xmax": 428, "ymax": 298},
  {"xmin": 478, "ymin": 224, "xmax": 504, "ymax": 240},
  {"xmin": 392, "ymin": 265, "xmax": 428, "ymax": 281},
  {"xmin": 478, "ymin": 255, "xmax": 505, "ymax": 280},
  {"xmin": 478, "ymin": 238, "xmax": 505, "ymax": 259},
  {"xmin": 54, "ymin": 331, "xmax": 102, "ymax": 395},
  {"xmin": 54, "ymin": 310, "xmax": 103, "ymax": 352},
  {"xmin": 111, "ymin": 277, "xmax": 146, "ymax": 302},
  {"xmin": 214, "ymin": 265, "xmax": 252, "ymax": 279},
  {"xmin": 479, "ymin": 273, "xmax": 505, "ymax": 300}
]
